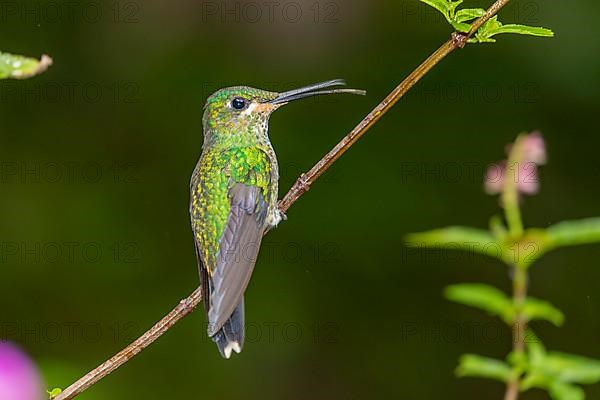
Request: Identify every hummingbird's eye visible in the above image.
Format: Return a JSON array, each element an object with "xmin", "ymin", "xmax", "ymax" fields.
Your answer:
[{"xmin": 231, "ymin": 97, "xmax": 248, "ymax": 110}]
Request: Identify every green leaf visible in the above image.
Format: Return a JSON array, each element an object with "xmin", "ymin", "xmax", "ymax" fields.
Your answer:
[
  {"xmin": 543, "ymin": 352, "xmax": 600, "ymax": 384},
  {"xmin": 454, "ymin": 8, "xmax": 485, "ymax": 23},
  {"xmin": 526, "ymin": 330, "xmax": 546, "ymax": 365},
  {"xmin": 450, "ymin": 8, "xmax": 486, "ymax": 33},
  {"xmin": 469, "ymin": 16, "xmax": 554, "ymax": 44},
  {"xmin": 490, "ymin": 215, "xmax": 508, "ymax": 241},
  {"xmin": 470, "ymin": 15, "xmax": 502, "ymax": 43},
  {"xmin": 405, "ymin": 227, "xmax": 503, "ymax": 261},
  {"xmin": 47, "ymin": 388, "xmax": 63, "ymax": 399},
  {"xmin": 418, "ymin": 0, "xmax": 552, "ymax": 42},
  {"xmin": 523, "ymin": 333, "xmax": 600, "ymax": 397},
  {"xmin": 446, "ymin": 0, "xmax": 462, "ymax": 18},
  {"xmin": 508, "ymin": 350, "xmax": 528, "ymax": 372},
  {"xmin": 521, "ymin": 333, "xmax": 550, "ymax": 391},
  {"xmin": 450, "ymin": 21, "xmax": 472, "ymax": 33},
  {"xmin": 0, "ymin": 52, "xmax": 52, "ymax": 79},
  {"xmin": 419, "ymin": 0, "xmax": 452, "ymax": 20},
  {"xmin": 522, "ymin": 298, "xmax": 565, "ymax": 326},
  {"xmin": 447, "ymin": 285, "xmax": 562, "ymax": 326},
  {"xmin": 456, "ymin": 354, "xmax": 513, "ymax": 382},
  {"xmin": 487, "ymin": 24, "xmax": 555, "ymax": 38},
  {"xmin": 445, "ymin": 284, "xmax": 513, "ymax": 323},
  {"xmin": 419, "ymin": 1, "xmax": 482, "ymax": 33},
  {"xmin": 521, "ymin": 374, "xmax": 546, "ymax": 392},
  {"xmin": 545, "ymin": 218, "xmax": 600, "ymax": 250},
  {"xmin": 549, "ymin": 381, "xmax": 585, "ymax": 400}
]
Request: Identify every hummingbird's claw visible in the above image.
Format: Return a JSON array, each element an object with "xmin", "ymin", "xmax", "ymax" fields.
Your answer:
[
  {"xmin": 279, "ymin": 209, "xmax": 288, "ymax": 221},
  {"xmin": 270, "ymin": 208, "xmax": 287, "ymax": 228}
]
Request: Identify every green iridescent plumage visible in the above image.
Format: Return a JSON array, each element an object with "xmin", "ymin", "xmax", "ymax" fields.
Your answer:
[
  {"xmin": 189, "ymin": 80, "xmax": 365, "ymax": 358},
  {"xmin": 191, "ymin": 146, "xmax": 274, "ymax": 272}
]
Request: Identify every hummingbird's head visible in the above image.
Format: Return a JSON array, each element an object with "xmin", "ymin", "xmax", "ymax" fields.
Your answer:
[
  {"xmin": 203, "ymin": 86, "xmax": 279, "ymax": 133},
  {"xmin": 202, "ymin": 80, "xmax": 365, "ymax": 145}
]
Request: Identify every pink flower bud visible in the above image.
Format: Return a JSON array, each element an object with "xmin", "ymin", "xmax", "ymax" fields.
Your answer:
[
  {"xmin": 484, "ymin": 132, "xmax": 546, "ymax": 197},
  {"xmin": 516, "ymin": 161, "xmax": 539, "ymax": 195},
  {"xmin": 0, "ymin": 342, "xmax": 44, "ymax": 400},
  {"xmin": 485, "ymin": 161, "xmax": 540, "ymax": 196},
  {"xmin": 522, "ymin": 131, "xmax": 547, "ymax": 165}
]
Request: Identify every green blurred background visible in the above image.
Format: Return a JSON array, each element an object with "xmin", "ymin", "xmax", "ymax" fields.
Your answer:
[{"xmin": 1, "ymin": 0, "xmax": 599, "ymax": 398}]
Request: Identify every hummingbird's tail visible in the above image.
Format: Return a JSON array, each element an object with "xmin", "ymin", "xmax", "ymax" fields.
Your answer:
[{"xmin": 211, "ymin": 298, "xmax": 245, "ymax": 359}]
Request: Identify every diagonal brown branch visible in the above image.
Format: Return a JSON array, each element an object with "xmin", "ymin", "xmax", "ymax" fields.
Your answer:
[
  {"xmin": 53, "ymin": 289, "xmax": 203, "ymax": 399},
  {"xmin": 53, "ymin": 1, "xmax": 511, "ymax": 398}
]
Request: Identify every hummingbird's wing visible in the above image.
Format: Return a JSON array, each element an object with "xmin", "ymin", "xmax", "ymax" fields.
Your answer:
[{"xmin": 205, "ymin": 182, "xmax": 268, "ymax": 336}]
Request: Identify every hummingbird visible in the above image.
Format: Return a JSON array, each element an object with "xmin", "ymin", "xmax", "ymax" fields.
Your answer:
[{"xmin": 190, "ymin": 79, "xmax": 365, "ymax": 358}]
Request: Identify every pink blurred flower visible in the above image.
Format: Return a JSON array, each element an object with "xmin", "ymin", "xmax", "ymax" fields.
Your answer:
[
  {"xmin": 0, "ymin": 342, "xmax": 44, "ymax": 400},
  {"xmin": 485, "ymin": 132, "xmax": 547, "ymax": 196},
  {"xmin": 485, "ymin": 161, "xmax": 506, "ymax": 195},
  {"xmin": 522, "ymin": 131, "xmax": 547, "ymax": 165},
  {"xmin": 485, "ymin": 160, "xmax": 539, "ymax": 195}
]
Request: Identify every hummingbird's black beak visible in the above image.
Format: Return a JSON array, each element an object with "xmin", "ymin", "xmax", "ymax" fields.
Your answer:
[{"xmin": 268, "ymin": 79, "xmax": 366, "ymax": 105}]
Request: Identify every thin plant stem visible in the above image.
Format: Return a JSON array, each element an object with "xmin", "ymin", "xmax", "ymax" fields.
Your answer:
[
  {"xmin": 502, "ymin": 135, "xmax": 526, "ymax": 238},
  {"xmin": 52, "ymin": 1, "xmax": 513, "ymax": 398},
  {"xmin": 502, "ymin": 134, "xmax": 529, "ymax": 400},
  {"xmin": 504, "ymin": 265, "xmax": 528, "ymax": 400},
  {"xmin": 512, "ymin": 267, "xmax": 528, "ymax": 354}
]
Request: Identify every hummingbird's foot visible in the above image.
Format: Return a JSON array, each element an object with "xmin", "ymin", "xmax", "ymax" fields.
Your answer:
[
  {"xmin": 279, "ymin": 209, "xmax": 288, "ymax": 222},
  {"xmin": 270, "ymin": 208, "xmax": 287, "ymax": 228}
]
